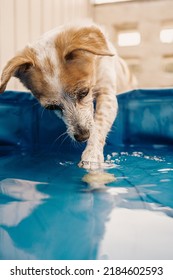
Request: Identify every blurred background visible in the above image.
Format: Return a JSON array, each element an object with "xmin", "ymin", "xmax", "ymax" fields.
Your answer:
[{"xmin": 0, "ymin": 0, "xmax": 173, "ymax": 91}]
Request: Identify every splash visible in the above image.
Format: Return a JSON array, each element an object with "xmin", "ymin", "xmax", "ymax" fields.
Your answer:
[{"xmin": 105, "ymin": 151, "xmax": 165, "ymax": 163}]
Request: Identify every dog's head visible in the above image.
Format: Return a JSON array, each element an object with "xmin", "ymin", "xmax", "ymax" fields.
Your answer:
[{"xmin": 0, "ymin": 24, "xmax": 114, "ymax": 142}]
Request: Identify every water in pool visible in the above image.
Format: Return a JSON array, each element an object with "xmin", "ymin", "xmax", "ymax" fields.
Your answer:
[{"xmin": 0, "ymin": 146, "xmax": 173, "ymax": 260}]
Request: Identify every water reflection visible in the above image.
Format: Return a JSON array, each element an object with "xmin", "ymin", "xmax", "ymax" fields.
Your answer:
[
  {"xmin": 0, "ymin": 149, "xmax": 173, "ymax": 259},
  {"xmin": 0, "ymin": 179, "xmax": 49, "ymax": 227},
  {"xmin": 0, "ymin": 177, "xmax": 114, "ymax": 260}
]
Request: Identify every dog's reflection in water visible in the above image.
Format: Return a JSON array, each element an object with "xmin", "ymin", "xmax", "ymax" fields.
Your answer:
[{"xmin": 81, "ymin": 160, "xmax": 117, "ymax": 192}]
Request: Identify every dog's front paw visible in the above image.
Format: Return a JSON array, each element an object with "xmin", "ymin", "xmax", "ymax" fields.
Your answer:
[{"xmin": 78, "ymin": 147, "xmax": 104, "ymax": 169}]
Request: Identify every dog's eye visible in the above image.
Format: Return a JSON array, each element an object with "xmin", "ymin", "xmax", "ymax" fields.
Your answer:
[
  {"xmin": 78, "ymin": 89, "xmax": 89, "ymax": 100},
  {"xmin": 65, "ymin": 52, "xmax": 76, "ymax": 61}
]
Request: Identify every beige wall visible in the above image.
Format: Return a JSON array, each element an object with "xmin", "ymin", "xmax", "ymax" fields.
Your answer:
[
  {"xmin": 0, "ymin": 0, "xmax": 173, "ymax": 90},
  {"xmin": 93, "ymin": 0, "xmax": 173, "ymax": 88},
  {"xmin": 0, "ymin": 0, "xmax": 92, "ymax": 90}
]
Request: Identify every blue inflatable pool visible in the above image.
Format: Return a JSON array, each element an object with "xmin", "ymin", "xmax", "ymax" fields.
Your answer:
[{"xmin": 0, "ymin": 89, "xmax": 173, "ymax": 260}]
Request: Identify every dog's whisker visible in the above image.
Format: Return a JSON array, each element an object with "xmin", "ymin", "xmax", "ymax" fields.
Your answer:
[
  {"xmin": 32, "ymin": 102, "xmax": 40, "ymax": 108},
  {"xmin": 51, "ymin": 131, "xmax": 69, "ymax": 151},
  {"xmin": 71, "ymin": 139, "xmax": 77, "ymax": 148},
  {"xmin": 71, "ymin": 139, "xmax": 84, "ymax": 149},
  {"xmin": 52, "ymin": 131, "xmax": 68, "ymax": 146},
  {"xmin": 41, "ymin": 107, "xmax": 46, "ymax": 118},
  {"xmin": 59, "ymin": 133, "xmax": 69, "ymax": 148}
]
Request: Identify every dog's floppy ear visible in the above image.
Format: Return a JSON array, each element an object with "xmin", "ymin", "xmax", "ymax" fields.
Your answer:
[
  {"xmin": 0, "ymin": 47, "xmax": 35, "ymax": 93},
  {"xmin": 63, "ymin": 26, "xmax": 115, "ymax": 59}
]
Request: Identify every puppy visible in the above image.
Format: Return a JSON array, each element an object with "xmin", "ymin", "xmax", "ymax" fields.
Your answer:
[{"xmin": 0, "ymin": 22, "xmax": 136, "ymax": 168}]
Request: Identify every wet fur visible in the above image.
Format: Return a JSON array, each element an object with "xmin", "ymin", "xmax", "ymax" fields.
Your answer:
[{"xmin": 0, "ymin": 22, "xmax": 136, "ymax": 168}]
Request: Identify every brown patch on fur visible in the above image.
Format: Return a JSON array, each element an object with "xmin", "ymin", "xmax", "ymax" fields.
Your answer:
[
  {"xmin": 21, "ymin": 64, "xmax": 46, "ymax": 98},
  {"xmin": 0, "ymin": 46, "xmax": 53, "ymax": 102},
  {"xmin": 0, "ymin": 47, "xmax": 37, "ymax": 93},
  {"xmin": 54, "ymin": 26, "xmax": 114, "ymax": 96},
  {"xmin": 56, "ymin": 26, "xmax": 115, "ymax": 58},
  {"xmin": 56, "ymin": 48, "xmax": 94, "ymax": 96}
]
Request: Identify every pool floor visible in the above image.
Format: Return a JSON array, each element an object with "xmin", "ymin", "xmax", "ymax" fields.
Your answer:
[{"xmin": 0, "ymin": 146, "xmax": 173, "ymax": 260}]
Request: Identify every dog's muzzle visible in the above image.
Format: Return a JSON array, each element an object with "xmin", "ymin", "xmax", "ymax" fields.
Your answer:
[{"xmin": 74, "ymin": 127, "xmax": 90, "ymax": 142}]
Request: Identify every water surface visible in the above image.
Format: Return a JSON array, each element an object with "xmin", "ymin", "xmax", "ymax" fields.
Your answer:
[{"xmin": 0, "ymin": 146, "xmax": 173, "ymax": 260}]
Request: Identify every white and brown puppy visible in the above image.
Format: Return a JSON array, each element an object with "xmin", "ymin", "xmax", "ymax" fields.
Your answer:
[{"xmin": 0, "ymin": 22, "xmax": 136, "ymax": 168}]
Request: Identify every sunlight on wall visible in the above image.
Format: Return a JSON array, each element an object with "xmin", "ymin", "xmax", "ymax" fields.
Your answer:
[
  {"xmin": 118, "ymin": 31, "xmax": 141, "ymax": 47},
  {"xmin": 160, "ymin": 28, "xmax": 173, "ymax": 43}
]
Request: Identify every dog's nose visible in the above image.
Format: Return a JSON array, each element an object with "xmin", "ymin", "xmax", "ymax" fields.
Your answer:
[{"xmin": 74, "ymin": 129, "xmax": 90, "ymax": 142}]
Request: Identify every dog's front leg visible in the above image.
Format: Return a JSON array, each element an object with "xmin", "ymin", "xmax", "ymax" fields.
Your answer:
[{"xmin": 79, "ymin": 89, "xmax": 118, "ymax": 168}]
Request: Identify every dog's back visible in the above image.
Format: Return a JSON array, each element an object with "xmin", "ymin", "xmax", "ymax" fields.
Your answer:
[{"xmin": 116, "ymin": 57, "xmax": 138, "ymax": 94}]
